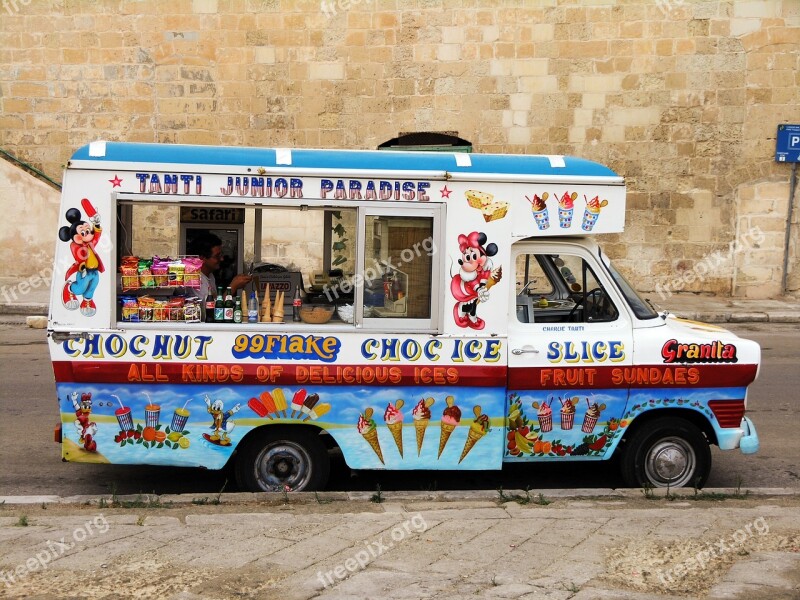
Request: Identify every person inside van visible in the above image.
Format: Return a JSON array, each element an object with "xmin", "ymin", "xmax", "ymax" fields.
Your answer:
[{"xmin": 190, "ymin": 232, "xmax": 252, "ymax": 298}]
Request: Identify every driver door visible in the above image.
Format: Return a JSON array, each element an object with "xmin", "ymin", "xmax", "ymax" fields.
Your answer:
[{"xmin": 506, "ymin": 242, "xmax": 633, "ymax": 460}]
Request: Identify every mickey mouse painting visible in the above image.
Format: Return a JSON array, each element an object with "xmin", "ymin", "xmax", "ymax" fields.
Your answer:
[
  {"xmin": 59, "ymin": 199, "xmax": 104, "ymax": 317},
  {"xmin": 450, "ymin": 231, "xmax": 502, "ymax": 330}
]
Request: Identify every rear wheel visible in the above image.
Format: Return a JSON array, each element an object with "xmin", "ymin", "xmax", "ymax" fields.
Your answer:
[
  {"xmin": 235, "ymin": 428, "xmax": 330, "ymax": 492},
  {"xmin": 620, "ymin": 417, "xmax": 711, "ymax": 488}
]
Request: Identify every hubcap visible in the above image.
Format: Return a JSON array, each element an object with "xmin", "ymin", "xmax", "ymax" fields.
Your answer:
[
  {"xmin": 255, "ymin": 442, "xmax": 312, "ymax": 491},
  {"xmin": 644, "ymin": 437, "xmax": 696, "ymax": 487}
]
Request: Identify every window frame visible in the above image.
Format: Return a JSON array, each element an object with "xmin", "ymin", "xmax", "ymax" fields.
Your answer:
[{"xmin": 114, "ymin": 193, "xmax": 444, "ymax": 332}]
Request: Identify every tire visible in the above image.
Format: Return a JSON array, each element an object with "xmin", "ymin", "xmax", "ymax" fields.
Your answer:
[
  {"xmin": 235, "ymin": 428, "xmax": 330, "ymax": 492},
  {"xmin": 620, "ymin": 417, "xmax": 711, "ymax": 488}
]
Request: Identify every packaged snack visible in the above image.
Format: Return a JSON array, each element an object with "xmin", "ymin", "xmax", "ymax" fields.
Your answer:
[
  {"xmin": 138, "ymin": 259, "xmax": 155, "ymax": 288},
  {"xmin": 137, "ymin": 295, "xmax": 155, "ymax": 322},
  {"xmin": 151, "ymin": 258, "xmax": 169, "ymax": 287},
  {"xmin": 121, "ymin": 296, "xmax": 139, "ymax": 322},
  {"xmin": 168, "ymin": 261, "xmax": 185, "ymax": 286},
  {"xmin": 120, "ymin": 256, "xmax": 140, "ymax": 292},
  {"xmin": 182, "ymin": 257, "xmax": 203, "ymax": 289},
  {"xmin": 153, "ymin": 300, "xmax": 168, "ymax": 322},
  {"xmin": 166, "ymin": 296, "xmax": 185, "ymax": 321},
  {"xmin": 183, "ymin": 297, "xmax": 201, "ymax": 322}
]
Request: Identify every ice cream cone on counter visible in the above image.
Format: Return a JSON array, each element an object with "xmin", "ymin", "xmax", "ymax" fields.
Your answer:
[
  {"xmin": 437, "ymin": 395, "xmax": 462, "ymax": 459},
  {"xmin": 384, "ymin": 399, "xmax": 405, "ymax": 457},
  {"xmin": 412, "ymin": 397, "xmax": 435, "ymax": 456},
  {"xmin": 459, "ymin": 405, "xmax": 491, "ymax": 464},
  {"xmin": 272, "ymin": 291, "xmax": 284, "ymax": 322},
  {"xmin": 357, "ymin": 408, "xmax": 384, "ymax": 464},
  {"xmin": 260, "ymin": 284, "xmax": 271, "ymax": 322}
]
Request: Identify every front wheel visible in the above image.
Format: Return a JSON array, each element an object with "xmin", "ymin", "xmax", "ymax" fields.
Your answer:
[
  {"xmin": 620, "ymin": 418, "xmax": 711, "ymax": 488},
  {"xmin": 235, "ymin": 428, "xmax": 330, "ymax": 492}
]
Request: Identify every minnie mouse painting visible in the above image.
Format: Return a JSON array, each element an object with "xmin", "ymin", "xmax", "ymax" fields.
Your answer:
[
  {"xmin": 450, "ymin": 231, "xmax": 502, "ymax": 330},
  {"xmin": 59, "ymin": 199, "xmax": 104, "ymax": 317}
]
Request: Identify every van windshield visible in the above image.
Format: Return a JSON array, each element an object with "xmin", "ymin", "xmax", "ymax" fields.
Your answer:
[{"xmin": 600, "ymin": 253, "xmax": 660, "ymax": 320}]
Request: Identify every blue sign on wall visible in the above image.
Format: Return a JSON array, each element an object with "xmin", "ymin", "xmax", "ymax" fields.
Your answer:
[{"xmin": 776, "ymin": 124, "xmax": 800, "ymax": 163}]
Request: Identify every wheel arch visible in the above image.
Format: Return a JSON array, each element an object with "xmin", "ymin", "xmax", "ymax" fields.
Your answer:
[
  {"xmin": 616, "ymin": 407, "xmax": 718, "ymax": 454},
  {"xmin": 225, "ymin": 422, "xmax": 340, "ymax": 468}
]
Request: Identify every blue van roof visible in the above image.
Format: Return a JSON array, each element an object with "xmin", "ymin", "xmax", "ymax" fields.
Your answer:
[{"xmin": 70, "ymin": 142, "xmax": 620, "ymax": 178}]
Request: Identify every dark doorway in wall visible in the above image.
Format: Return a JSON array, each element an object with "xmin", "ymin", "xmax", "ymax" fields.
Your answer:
[{"xmin": 378, "ymin": 132, "xmax": 472, "ymax": 153}]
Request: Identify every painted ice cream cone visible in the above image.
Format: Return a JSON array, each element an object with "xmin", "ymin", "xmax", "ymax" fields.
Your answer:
[
  {"xmin": 357, "ymin": 408, "xmax": 384, "ymax": 464},
  {"xmin": 581, "ymin": 195, "xmax": 608, "ymax": 231},
  {"xmin": 560, "ymin": 396, "xmax": 577, "ymax": 430},
  {"xmin": 459, "ymin": 405, "xmax": 490, "ymax": 463},
  {"xmin": 526, "ymin": 193, "xmax": 550, "ymax": 230},
  {"xmin": 581, "ymin": 399, "xmax": 606, "ymax": 434},
  {"xmin": 383, "ymin": 399, "xmax": 405, "ymax": 457},
  {"xmin": 437, "ymin": 395, "xmax": 462, "ymax": 459},
  {"xmin": 557, "ymin": 191, "xmax": 576, "ymax": 228},
  {"xmin": 412, "ymin": 397, "xmax": 435, "ymax": 456},
  {"xmin": 533, "ymin": 398, "xmax": 553, "ymax": 433}
]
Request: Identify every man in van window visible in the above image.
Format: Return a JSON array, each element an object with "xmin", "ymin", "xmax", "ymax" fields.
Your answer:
[{"xmin": 190, "ymin": 232, "xmax": 252, "ymax": 298}]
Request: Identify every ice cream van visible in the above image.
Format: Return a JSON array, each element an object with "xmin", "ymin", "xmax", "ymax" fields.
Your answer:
[{"xmin": 48, "ymin": 142, "xmax": 760, "ymax": 492}]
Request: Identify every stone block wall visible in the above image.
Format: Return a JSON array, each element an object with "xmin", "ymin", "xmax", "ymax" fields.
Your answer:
[{"xmin": 0, "ymin": 0, "xmax": 798, "ymax": 297}]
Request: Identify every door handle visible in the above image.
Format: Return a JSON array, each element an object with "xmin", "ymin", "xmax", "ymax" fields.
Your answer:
[{"xmin": 512, "ymin": 347, "xmax": 539, "ymax": 355}]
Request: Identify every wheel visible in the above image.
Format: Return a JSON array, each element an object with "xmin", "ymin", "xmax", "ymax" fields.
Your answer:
[
  {"xmin": 620, "ymin": 417, "xmax": 711, "ymax": 488},
  {"xmin": 235, "ymin": 428, "xmax": 330, "ymax": 492}
]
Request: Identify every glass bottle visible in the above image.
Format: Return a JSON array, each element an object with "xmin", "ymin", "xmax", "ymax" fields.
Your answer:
[
  {"xmin": 248, "ymin": 291, "xmax": 258, "ymax": 323},
  {"xmin": 214, "ymin": 287, "xmax": 224, "ymax": 322},
  {"xmin": 233, "ymin": 296, "xmax": 242, "ymax": 324},
  {"xmin": 224, "ymin": 287, "xmax": 234, "ymax": 323},
  {"xmin": 205, "ymin": 293, "xmax": 215, "ymax": 323},
  {"xmin": 292, "ymin": 285, "xmax": 302, "ymax": 322}
]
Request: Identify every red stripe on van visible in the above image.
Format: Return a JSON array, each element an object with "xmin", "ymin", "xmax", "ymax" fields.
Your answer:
[
  {"xmin": 52, "ymin": 361, "xmax": 508, "ymax": 388},
  {"xmin": 509, "ymin": 364, "xmax": 758, "ymax": 390},
  {"xmin": 707, "ymin": 399, "xmax": 746, "ymax": 428}
]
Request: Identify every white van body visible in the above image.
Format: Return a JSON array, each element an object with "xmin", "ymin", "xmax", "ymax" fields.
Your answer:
[{"xmin": 48, "ymin": 142, "xmax": 760, "ymax": 491}]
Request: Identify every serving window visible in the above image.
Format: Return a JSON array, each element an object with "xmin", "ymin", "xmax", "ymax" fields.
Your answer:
[{"xmin": 114, "ymin": 195, "xmax": 442, "ymax": 331}]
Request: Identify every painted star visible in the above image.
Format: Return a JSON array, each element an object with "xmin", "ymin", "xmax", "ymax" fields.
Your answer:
[
  {"xmin": 440, "ymin": 185, "xmax": 452, "ymax": 199},
  {"xmin": 109, "ymin": 175, "xmax": 123, "ymax": 188}
]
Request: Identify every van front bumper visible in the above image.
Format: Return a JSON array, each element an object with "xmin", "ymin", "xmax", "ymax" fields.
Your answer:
[{"xmin": 717, "ymin": 416, "xmax": 759, "ymax": 454}]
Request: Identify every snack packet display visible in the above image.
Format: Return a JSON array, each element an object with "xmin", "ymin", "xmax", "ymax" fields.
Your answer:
[
  {"xmin": 120, "ymin": 296, "xmax": 139, "ymax": 322},
  {"xmin": 120, "ymin": 256, "xmax": 140, "ymax": 292},
  {"xmin": 168, "ymin": 261, "xmax": 185, "ymax": 286},
  {"xmin": 138, "ymin": 258, "xmax": 155, "ymax": 288},
  {"xmin": 182, "ymin": 257, "xmax": 202, "ymax": 289},
  {"xmin": 151, "ymin": 258, "xmax": 170, "ymax": 287}
]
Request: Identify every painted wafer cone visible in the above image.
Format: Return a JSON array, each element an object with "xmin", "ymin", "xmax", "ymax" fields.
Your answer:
[
  {"xmin": 459, "ymin": 405, "xmax": 490, "ymax": 463},
  {"xmin": 361, "ymin": 427, "xmax": 384, "ymax": 464},
  {"xmin": 437, "ymin": 422, "xmax": 456, "ymax": 459},
  {"xmin": 414, "ymin": 419, "xmax": 430, "ymax": 456},
  {"xmin": 387, "ymin": 422, "xmax": 403, "ymax": 457},
  {"xmin": 459, "ymin": 428, "xmax": 487, "ymax": 463}
]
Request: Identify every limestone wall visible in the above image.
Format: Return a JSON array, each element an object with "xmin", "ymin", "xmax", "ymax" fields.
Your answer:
[{"xmin": 1, "ymin": 0, "xmax": 798, "ymax": 297}]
